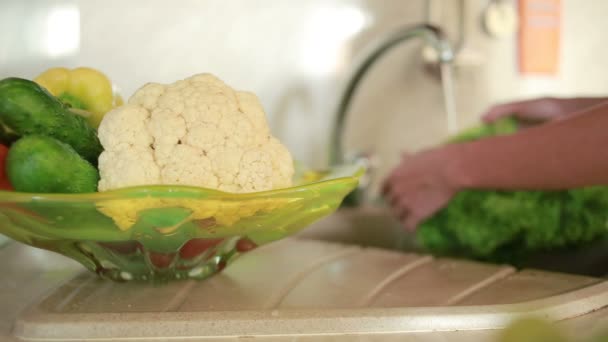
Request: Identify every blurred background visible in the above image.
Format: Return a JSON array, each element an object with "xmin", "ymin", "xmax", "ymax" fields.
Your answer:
[
  {"xmin": 1, "ymin": 0, "xmax": 608, "ymax": 181},
  {"xmin": 3, "ymin": 3, "xmax": 608, "ymax": 339}
]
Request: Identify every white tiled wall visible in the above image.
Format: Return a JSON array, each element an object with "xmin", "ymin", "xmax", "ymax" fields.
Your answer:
[{"xmin": 1, "ymin": 0, "xmax": 608, "ymax": 183}]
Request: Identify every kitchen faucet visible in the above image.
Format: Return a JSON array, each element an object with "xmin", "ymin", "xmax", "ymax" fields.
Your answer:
[{"xmin": 329, "ymin": 23, "xmax": 455, "ymax": 205}]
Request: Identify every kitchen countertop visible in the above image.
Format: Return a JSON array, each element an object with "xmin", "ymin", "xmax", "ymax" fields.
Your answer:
[
  {"xmin": 1, "ymin": 237, "xmax": 607, "ymax": 341},
  {"xmin": 0, "ymin": 240, "xmax": 82, "ymax": 341}
]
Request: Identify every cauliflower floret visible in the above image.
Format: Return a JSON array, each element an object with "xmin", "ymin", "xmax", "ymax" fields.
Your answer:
[{"xmin": 97, "ymin": 73, "xmax": 294, "ymax": 193}]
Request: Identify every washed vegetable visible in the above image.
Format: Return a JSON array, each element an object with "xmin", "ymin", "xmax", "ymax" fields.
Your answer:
[
  {"xmin": 97, "ymin": 73, "xmax": 294, "ymax": 193},
  {"xmin": 0, "ymin": 77, "xmax": 102, "ymax": 164},
  {"xmin": 34, "ymin": 67, "xmax": 123, "ymax": 128},
  {"xmin": 6, "ymin": 135, "xmax": 99, "ymax": 193},
  {"xmin": 498, "ymin": 317, "xmax": 568, "ymax": 342},
  {"xmin": 0, "ymin": 144, "xmax": 12, "ymax": 190},
  {"xmin": 417, "ymin": 117, "xmax": 608, "ymax": 263},
  {"xmin": 497, "ymin": 316, "xmax": 608, "ymax": 342},
  {"xmin": 446, "ymin": 115, "xmax": 519, "ymax": 143}
]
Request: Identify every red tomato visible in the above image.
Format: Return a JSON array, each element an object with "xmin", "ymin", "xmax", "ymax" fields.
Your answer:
[
  {"xmin": 179, "ymin": 238, "xmax": 223, "ymax": 259},
  {"xmin": 235, "ymin": 238, "xmax": 258, "ymax": 252},
  {"xmin": 0, "ymin": 144, "xmax": 12, "ymax": 190},
  {"xmin": 148, "ymin": 252, "xmax": 176, "ymax": 269}
]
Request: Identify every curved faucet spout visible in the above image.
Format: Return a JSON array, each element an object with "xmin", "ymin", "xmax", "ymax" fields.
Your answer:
[{"xmin": 330, "ymin": 23, "xmax": 454, "ymax": 166}]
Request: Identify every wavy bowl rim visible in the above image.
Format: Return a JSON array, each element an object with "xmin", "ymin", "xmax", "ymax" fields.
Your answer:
[{"xmin": 0, "ymin": 167, "xmax": 365, "ymax": 203}]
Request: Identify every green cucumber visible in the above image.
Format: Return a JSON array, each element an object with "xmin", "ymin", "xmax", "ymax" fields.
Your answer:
[
  {"xmin": 0, "ymin": 77, "xmax": 102, "ymax": 164},
  {"xmin": 7, "ymin": 135, "xmax": 99, "ymax": 193}
]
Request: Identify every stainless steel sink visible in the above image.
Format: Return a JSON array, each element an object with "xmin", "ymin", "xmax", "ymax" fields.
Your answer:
[{"xmin": 297, "ymin": 206, "xmax": 608, "ymax": 277}]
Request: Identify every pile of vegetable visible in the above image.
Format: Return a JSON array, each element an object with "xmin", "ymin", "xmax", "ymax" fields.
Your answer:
[
  {"xmin": 0, "ymin": 67, "xmax": 117, "ymax": 193},
  {"xmin": 497, "ymin": 316, "xmax": 607, "ymax": 342},
  {"xmin": 0, "ymin": 68, "xmax": 294, "ymax": 195},
  {"xmin": 417, "ymin": 117, "xmax": 608, "ymax": 264}
]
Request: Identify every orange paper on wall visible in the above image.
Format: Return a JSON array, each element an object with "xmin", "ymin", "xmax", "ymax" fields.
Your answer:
[{"xmin": 518, "ymin": 0, "xmax": 561, "ymax": 75}]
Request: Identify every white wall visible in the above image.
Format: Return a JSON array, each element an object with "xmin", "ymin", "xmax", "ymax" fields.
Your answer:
[{"xmin": 1, "ymin": 0, "xmax": 608, "ymax": 184}]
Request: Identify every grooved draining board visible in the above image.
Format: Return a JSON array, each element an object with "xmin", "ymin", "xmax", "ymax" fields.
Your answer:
[{"xmin": 7, "ymin": 238, "xmax": 608, "ymax": 341}]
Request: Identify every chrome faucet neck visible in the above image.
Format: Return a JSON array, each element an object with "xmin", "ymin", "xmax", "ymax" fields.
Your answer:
[{"xmin": 329, "ymin": 23, "xmax": 454, "ymax": 166}]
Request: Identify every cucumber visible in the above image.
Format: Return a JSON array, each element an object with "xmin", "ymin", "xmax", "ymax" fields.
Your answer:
[
  {"xmin": 0, "ymin": 77, "xmax": 102, "ymax": 164},
  {"xmin": 7, "ymin": 135, "xmax": 99, "ymax": 193}
]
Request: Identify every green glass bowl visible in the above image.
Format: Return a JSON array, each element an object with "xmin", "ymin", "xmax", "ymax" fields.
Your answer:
[{"xmin": 0, "ymin": 164, "xmax": 363, "ymax": 283}]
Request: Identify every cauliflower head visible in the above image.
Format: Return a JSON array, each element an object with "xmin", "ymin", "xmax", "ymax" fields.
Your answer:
[{"xmin": 97, "ymin": 73, "xmax": 294, "ymax": 193}]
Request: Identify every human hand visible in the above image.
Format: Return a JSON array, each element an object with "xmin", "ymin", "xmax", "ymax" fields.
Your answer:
[{"xmin": 382, "ymin": 146, "xmax": 464, "ymax": 231}]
